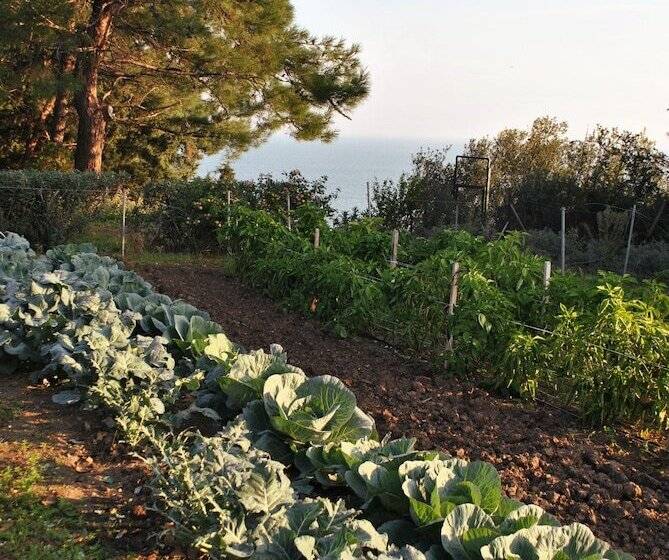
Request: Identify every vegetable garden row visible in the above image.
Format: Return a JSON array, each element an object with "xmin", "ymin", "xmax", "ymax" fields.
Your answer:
[
  {"xmin": 209, "ymin": 205, "xmax": 669, "ymax": 430},
  {"xmin": 0, "ymin": 232, "xmax": 638, "ymax": 559}
]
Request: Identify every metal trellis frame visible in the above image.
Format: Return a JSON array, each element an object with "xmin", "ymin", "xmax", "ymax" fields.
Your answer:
[{"xmin": 452, "ymin": 155, "xmax": 491, "ymax": 224}]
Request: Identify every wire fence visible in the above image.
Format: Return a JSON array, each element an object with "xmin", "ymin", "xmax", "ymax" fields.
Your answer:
[
  {"xmin": 1, "ymin": 181, "xmax": 666, "ymax": 277},
  {"xmin": 208, "ymin": 207, "xmax": 667, "ymax": 378},
  {"xmin": 2, "ymin": 183, "xmax": 667, "ymax": 429}
]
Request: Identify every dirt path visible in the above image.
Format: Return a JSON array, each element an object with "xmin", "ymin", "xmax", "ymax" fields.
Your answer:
[
  {"xmin": 136, "ymin": 263, "xmax": 669, "ymax": 560},
  {"xmin": 0, "ymin": 375, "xmax": 183, "ymax": 559}
]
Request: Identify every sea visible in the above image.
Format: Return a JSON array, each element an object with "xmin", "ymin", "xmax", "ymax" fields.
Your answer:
[{"xmin": 198, "ymin": 136, "xmax": 464, "ymax": 213}]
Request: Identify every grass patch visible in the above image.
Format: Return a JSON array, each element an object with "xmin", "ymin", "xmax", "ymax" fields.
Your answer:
[
  {"xmin": 72, "ymin": 218, "xmax": 234, "ymax": 271},
  {"xmin": 0, "ymin": 402, "xmax": 19, "ymax": 423},
  {"xmin": 0, "ymin": 453, "xmax": 108, "ymax": 560},
  {"xmin": 127, "ymin": 250, "xmax": 230, "ymax": 269},
  {"xmin": 68, "ymin": 217, "xmax": 119, "ymax": 253}
]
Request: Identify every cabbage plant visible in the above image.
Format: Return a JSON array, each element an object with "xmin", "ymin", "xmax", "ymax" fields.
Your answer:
[
  {"xmin": 480, "ymin": 523, "xmax": 635, "ymax": 560},
  {"xmin": 399, "ymin": 458, "xmax": 504, "ymax": 529},
  {"xmin": 262, "ymin": 372, "xmax": 376, "ymax": 446},
  {"xmin": 219, "ymin": 344, "xmax": 302, "ymax": 410},
  {"xmin": 440, "ymin": 503, "xmax": 560, "ymax": 560}
]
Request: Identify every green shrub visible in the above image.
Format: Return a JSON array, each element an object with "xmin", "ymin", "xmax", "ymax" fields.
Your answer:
[
  {"xmin": 143, "ymin": 172, "xmax": 337, "ymax": 252},
  {"xmin": 218, "ymin": 205, "xmax": 669, "ymax": 429},
  {"xmin": 0, "ymin": 170, "xmax": 122, "ymax": 250}
]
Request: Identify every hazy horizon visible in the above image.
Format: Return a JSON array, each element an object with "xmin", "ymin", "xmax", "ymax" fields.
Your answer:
[{"xmin": 200, "ymin": 1, "xmax": 669, "ymax": 208}]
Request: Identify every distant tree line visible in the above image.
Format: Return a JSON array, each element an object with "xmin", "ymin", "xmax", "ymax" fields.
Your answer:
[{"xmin": 363, "ymin": 117, "xmax": 668, "ymax": 241}]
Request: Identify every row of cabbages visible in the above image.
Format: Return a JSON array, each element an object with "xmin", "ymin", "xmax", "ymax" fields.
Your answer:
[{"xmin": 0, "ymin": 231, "xmax": 634, "ymax": 560}]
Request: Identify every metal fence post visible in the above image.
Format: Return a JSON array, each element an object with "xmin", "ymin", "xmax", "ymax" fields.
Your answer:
[
  {"xmin": 366, "ymin": 181, "xmax": 371, "ymax": 212},
  {"xmin": 286, "ymin": 193, "xmax": 292, "ymax": 231},
  {"xmin": 560, "ymin": 207, "xmax": 566, "ymax": 272},
  {"xmin": 227, "ymin": 190, "xmax": 231, "ymax": 226},
  {"xmin": 623, "ymin": 204, "xmax": 637, "ymax": 275}
]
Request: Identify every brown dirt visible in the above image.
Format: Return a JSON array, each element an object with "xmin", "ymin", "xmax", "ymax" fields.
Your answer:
[
  {"xmin": 0, "ymin": 375, "xmax": 186, "ymax": 559},
  {"xmin": 135, "ymin": 263, "xmax": 669, "ymax": 560}
]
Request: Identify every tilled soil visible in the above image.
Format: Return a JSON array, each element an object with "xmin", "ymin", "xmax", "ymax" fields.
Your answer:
[
  {"xmin": 135, "ymin": 263, "xmax": 669, "ymax": 560},
  {"xmin": 0, "ymin": 375, "xmax": 185, "ymax": 559}
]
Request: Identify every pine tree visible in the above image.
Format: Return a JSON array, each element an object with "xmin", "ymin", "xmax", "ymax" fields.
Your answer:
[{"xmin": 0, "ymin": 1, "xmax": 369, "ymax": 177}]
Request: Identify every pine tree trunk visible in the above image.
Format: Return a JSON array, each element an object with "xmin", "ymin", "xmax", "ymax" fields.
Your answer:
[
  {"xmin": 74, "ymin": 0, "xmax": 120, "ymax": 172},
  {"xmin": 23, "ymin": 99, "xmax": 56, "ymax": 163},
  {"xmin": 74, "ymin": 68, "xmax": 107, "ymax": 171},
  {"xmin": 51, "ymin": 52, "xmax": 76, "ymax": 144}
]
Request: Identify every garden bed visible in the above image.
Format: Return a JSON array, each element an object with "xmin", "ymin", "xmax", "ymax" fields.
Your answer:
[{"xmin": 135, "ymin": 262, "xmax": 669, "ymax": 560}]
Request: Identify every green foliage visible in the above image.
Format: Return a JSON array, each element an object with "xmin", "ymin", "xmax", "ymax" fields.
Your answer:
[
  {"xmin": 0, "ymin": 170, "xmax": 123, "ymax": 249},
  {"xmin": 0, "ymin": 234, "xmax": 638, "ymax": 559},
  {"xmin": 142, "ymin": 173, "xmax": 336, "ymax": 252},
  {"xmin": 464, "ymin": 118, "xmax": 669, "ymax": 240},
  {"xmin": 0, "ymin": 1, "xmax": 369, "ymax": 177},
  {"xmin": 368, "ymin": 148, "xmax": 457, "ymax": 232},
  {"xmin": 362, "ymin": 118, "xmax": 668, "ymax": 242},
  {"xmin": 216, "ymin": 205, "xmax": 669, "ymax": 430}
]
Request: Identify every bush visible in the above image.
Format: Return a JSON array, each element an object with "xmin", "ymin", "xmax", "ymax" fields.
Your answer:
[
  {"xmin": 142, "ymin": 177, "xmax": 229, "ymax": 252},
  {"xmin": 143, "ymin": 172, "xmax": 337, "ymax": 252},
  {"xmin": 0, "ymin": 170, "xmax": 122, "ymax": 250}
]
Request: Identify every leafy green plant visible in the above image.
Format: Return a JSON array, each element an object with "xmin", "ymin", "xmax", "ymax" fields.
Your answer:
[
  {"xmin": 261, "ymin": 372, "xmax": 376, "ymax": 446},
  {"xmin": 0, "ymin": 233, "xmax": 640, "ymax": 560}
]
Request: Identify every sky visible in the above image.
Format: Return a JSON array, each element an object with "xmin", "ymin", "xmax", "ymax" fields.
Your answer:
[{"xmin": 289, "ymin": 0, "xmax": 669, "ymax": 149}]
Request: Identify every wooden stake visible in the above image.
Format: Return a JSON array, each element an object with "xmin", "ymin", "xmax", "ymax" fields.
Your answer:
[
  {"xmin": 448, "ymin": 261, "xmax": 460, "ymax": 316},
  {"xmin": 121, "ymin": 189, "xmax": 127, "ymax": 259},
  {"xmin": 560, "ymin": 207, "xmax": 566, "ymax": 272},
  {"xmin": 366, "ymin": 181, "xmax": 371, "ymax": 212},
  {"xmin": 543, "ymin": 261, "xmax": 552, "ymax": 289},
  {"xmin": 286, "ymin": 193, "xmax": 292, "ymax": 231},
  {"xmin": 227, "ymin": 190, "xmax": 231, "ymax": 226},
  {"xmin": 390, "ymin": 229, "xmax": 399, "ymax": 268},
  {"xmin": 445, "ymin": 261, "xmax": 461, "ymax": 356},
  {"xmin": 510, "ymin": 203, "xmax": 526, "ymax": 231},
  {"xmin": 314, "ymin": 227, "xmax": 320, "ymax": 248}
]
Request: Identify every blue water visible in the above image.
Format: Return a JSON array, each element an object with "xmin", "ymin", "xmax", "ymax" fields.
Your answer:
[{"xmin": 198, "ymin": 136, "xmax": 464, "ymax": 212}]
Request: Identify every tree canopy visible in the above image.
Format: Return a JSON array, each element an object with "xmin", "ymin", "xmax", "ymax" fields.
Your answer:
[
  {"xmin": 0, "ymin": 0, "xmax": 369, "ymax": 180},
  {"xmin": 363, "ymin": 117, "xmax": 668, "ymax": 237}
]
